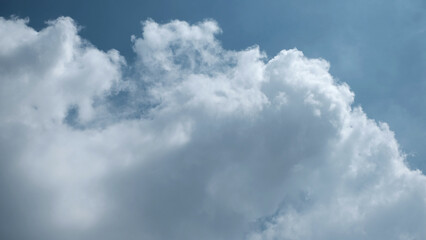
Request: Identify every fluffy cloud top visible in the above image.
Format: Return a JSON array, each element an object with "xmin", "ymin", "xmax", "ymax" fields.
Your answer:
[{"xmin": 0, "ymin": 17, "xmax": 425, "ymax": 240}]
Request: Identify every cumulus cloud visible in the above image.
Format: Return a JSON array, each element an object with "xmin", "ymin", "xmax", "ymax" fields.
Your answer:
[{"xmin": 0, "ymin": 16, "xmax": 425, "ymax": 240}]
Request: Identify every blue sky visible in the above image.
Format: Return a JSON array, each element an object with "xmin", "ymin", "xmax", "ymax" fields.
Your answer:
[
  {"xmin": 1, "ymin": 1, "xmax": 426, "ymax": 239},
  {"xmin": 3, "ymin": 0, "xmax": 425, "ymax": 170}
]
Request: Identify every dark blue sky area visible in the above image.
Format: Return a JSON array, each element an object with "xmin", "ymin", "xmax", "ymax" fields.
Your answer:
[{"xmin": 2, "ymin": 0, "xmax": 426, "ymax": 170}]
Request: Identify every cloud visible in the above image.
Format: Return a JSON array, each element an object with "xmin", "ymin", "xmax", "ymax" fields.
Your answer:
[{"xmin": 0, "ymin": 17, "xmax": 425, "ymax": 240}]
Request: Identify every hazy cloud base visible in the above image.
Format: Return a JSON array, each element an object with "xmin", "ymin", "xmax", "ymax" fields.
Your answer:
[{"xmin": 0, "ymin": 17, "xmax": 425, "ymax": 240}]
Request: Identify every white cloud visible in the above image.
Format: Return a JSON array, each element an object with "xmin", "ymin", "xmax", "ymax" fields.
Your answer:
[{"xmin": 0, "ymin": 17, "xmax": 425, "ymax": 240}]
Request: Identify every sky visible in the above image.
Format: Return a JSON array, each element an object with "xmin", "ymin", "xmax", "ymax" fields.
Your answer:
[
  {"xmin": 1, "ymin": 0, "xmax": 426, "ymax": 239},
  {"xmin": 2, "ymin": 0, "xmax": 425, "ymax": 170}
]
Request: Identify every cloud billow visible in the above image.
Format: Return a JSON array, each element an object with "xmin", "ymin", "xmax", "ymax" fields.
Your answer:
[{"xmin": 0, "ymin": 17, "xmax": 425, "ymax": 240}]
